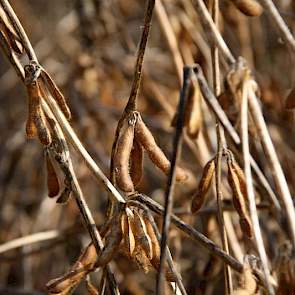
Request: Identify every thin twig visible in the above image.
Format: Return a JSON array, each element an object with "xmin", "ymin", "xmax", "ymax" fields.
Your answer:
[
  {"xmin": 248, "ymin": 88, "xmax": 295, "ymax": 248},
  {"xmin": 241, "ymin": 80, "xmax": 274, "ymax": 295},
  {"xmin": 259, "ymin": 0, "xmax": 295, "ymax": 53},
  {"xmin": 191, "ymin": 0, "xmax": 235, "ymax": 64},
  {"xmin": 0, "ymin": 0, "xmax": 37, "ymax": 61},
  {"xmin": 156, "ymin": 67, "xmax": 191, "ymax": 295},
  {"xmin": 0, "ymin": 230, "xmax": 60, "ymax": 254},
  {"xmin": 211, "ymin": 0, "xmax": 232, "ymax": 293},
  {"xmin": 154, "ymin": 0, "xmax": 183, "ymax": 85}
]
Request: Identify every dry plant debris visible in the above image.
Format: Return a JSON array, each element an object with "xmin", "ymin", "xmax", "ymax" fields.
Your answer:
[{"xmin": 0, "ymin": 0, "xmax": 295, "ymax": 294}]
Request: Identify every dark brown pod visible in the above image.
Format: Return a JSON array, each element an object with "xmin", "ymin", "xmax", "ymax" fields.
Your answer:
[
  {"xmin": 45, "ymin": 153, "xmax": 60, "ymax": 198},
  {"xmin": 191, "ymin": 158, "xmax": 215, "ymax": 213}
]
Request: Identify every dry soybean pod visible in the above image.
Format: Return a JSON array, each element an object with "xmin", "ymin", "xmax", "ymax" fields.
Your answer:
[
  {"xmin": 114, "ymin": 116, "xmax": 136, "ymax": 192},
  {"xmin": 191, "ymin": 158, "xmax": 215, "ymax": 213},
  {"xmin": 121, "ymin": 211, "xmax": 136, "ymax": 256},
  {"xmin": 186, "ymin": 79, "xmax": 202, "ymax": 139},
  {"xmin": 131, "ymin": 209, "xmax": 153, "ymax": 260},
  {"xmin": 45, "ymin": 151, "xmax": 60, "ymax": 198},
  {"xmin": 25, "ymin": 81, "xmax": 39, "ymax": 139},
  {"xmin": 230, "ymin": 0, "xmax": 263, "ymax": 17},
  {"xmin": 130, "ymin": 139, "xmax": 144, "ymax": 187},
  {"xmin": 34, "ymin": 100, "xmax": 52, "ymax": 146},
  {"xmin": 227, "ymin": 160, "xmax": 253, "ymax": 238},
  {"xmin": 40, "ymin": 69, "xmax": 71, "ymax": 120},
  {"xmin": 134, "ymin": 114, "xmax": 187, "ymax": 182}
]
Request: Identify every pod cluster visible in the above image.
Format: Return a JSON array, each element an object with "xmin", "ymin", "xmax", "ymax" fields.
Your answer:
[{"xmin": 114, "ymin": 112, "xmax": 188, "ymax": 193}]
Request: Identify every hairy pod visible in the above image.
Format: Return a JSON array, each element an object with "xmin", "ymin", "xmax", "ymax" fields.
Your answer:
[
  {"xmin": 130, "ymin": 139, "xmax": 144, "ymax": 187},
  {"xmin": 121, "ymin": 211, "xmax": 136, "ymax": 256},
  {"xmin": 134, "ymin": 115, "xmax": 187, "ymax": 182},
  {"xmin": 231, "ymin": 160, "xmax": 248, "ymax": 202},
  {"xmin": 78, "ymin": 243, "xmax": 97, "ymax": 267},
  {"xmin": 45, "ymin": 152, "xmax": 60, "ymax": 198},
  {"xmin": 114, "ymin": 118, "xmax": 135, "ymax": 192},
  {"xmin": 96, "ymin": 214, "xmax": 123, "ymax": 267},
  {"xmin": 231, "ymin": 0, "xmax": 263, "ymax": 17},
  {"xmin": 131, "ymin": 209, "xmax": 153, "ymax": 260},
  {"xmin": 150, "ymin": 256, "xmax": 177, "ymax": 282},
  {"xmin": 35, "ymin": 104, "xmax": 52, "ymax": 145},
  {"xmin": 191, "ymin": 158, "xmax": 215, "ymax": 213},
  {"xmin": 46, "ymin": 276, "xmax": 75, "ymax": 295},
  {"xmin": 41, "ymin": 70, "xmax": 71, "ymax": 120},
  {"xmin": 142, "ymin": 214, "xmax": 160, "ymax": 262},
  {"xmin": 227, "ymin": 161, "xmax": 253, "ymax": 238}
]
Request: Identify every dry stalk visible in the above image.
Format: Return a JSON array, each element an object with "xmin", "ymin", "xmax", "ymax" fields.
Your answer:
[{"xmin": 156, "ymin": 67, "xmax": 192, "ymax": 295}]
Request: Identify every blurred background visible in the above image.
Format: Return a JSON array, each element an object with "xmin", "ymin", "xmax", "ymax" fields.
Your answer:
[{"xmin": 0, "ymin": 0, "xmax": 295, "ymax": 294}]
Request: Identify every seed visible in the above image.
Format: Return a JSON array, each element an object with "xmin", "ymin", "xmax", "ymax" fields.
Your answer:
[
  {"xmin": 231, "ymin": 0, "xmax": 263, "ymax": 17},
  {"xmin": 191, "ymin": 158, "xmax": 215, "ymax": 213},
  {"xmin": 114, "ymin": 118, "xmax": 135, "ymax": 192}
]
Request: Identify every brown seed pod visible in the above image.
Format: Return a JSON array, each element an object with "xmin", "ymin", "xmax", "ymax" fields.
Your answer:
[
  {"xmin": 227, "ymin": 160, "xmax": 253, "ymax": 238},
  {"xmin": 231, "ymin": 160, "xmax": 248, "ymax": 202},
  {"xmin": 26, "ymin": 81, "xmax": 52, "ymax": 145},
  {"xmin": 230, "ymin": 0, "xmax": 263, "ymax": 17},
  {"xmin": 142, "ymin": 214, "xmax": 160, "ymax": 262},
  {"xmin": 78, "ymin": 243, "xmax": 97, "ymax": 267},
  {"xmin": 130, "ymin": 139, "xmax": 144, "ymax": 187},
  {"xmin": 45, "ymin": 152, "xmax": 60, "ymax": 198},
  {"xmin": 35, "ymin": 104, "xmax": 52, "ymax": 145},
  {"xmin": 131, "ymin": 209, "xmax": 153, "ymax": 260},
  {"xmin": 121, "ymin": 210, "xmax": 136, "ymax": 256},
  {"xmin": 25, "ymin": 82, "xmax": 39, "ymax": 139},
  {"xmin": 114, "ymin": 118, "xmax": 136, "ymax": 192},
  {"xmin": 46, "ymin": 276, "xmax": 75, "ymax": 295},
  {"xmin": 285, "ymin": 87, "xmax": 295, "ymax": 109},
  {"xmin": 186, "ymin": 80, "xmax": 202, "ymax": 139},
  {"xmin": 191, "ymin": 158, "xmax": 215, "ymax": 213},
  {"xmin": 40, "ymin": 69, "xmax": 71, "ymax": 120},
  {"xmin": 96, "ymin": 214, "xmax": 123, "ymax": 267},
  {"xmin": 133, "ymin": 244, "xmax": 153, "ymax": 273},
  {"xmin": 134, "ymin": 114, "xmax": 187, "ymax": 182}
]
